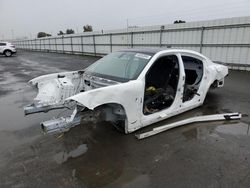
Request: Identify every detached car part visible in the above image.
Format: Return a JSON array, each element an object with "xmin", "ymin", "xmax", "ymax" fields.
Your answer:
[
  {"xmin": 24, "ymin": 49, "xmax": 228, "ymax": 134},
  {"xmin": 136, "ymin": 112, "xmax": 242, "ymax": 139}
]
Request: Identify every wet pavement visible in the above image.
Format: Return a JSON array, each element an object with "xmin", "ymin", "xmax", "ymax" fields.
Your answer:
[{"xmin": 0, "ymin": 50, "xmax": 250, "ymax": 188}]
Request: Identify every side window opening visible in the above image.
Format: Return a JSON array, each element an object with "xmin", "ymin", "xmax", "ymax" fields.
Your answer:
[
  {"xmin": 143, "ymin": 55, "xmax": 179, "ymax": 115},
  {"xmin": 182, "ymin": 55, "xmax": 203, "ymax": 102}
]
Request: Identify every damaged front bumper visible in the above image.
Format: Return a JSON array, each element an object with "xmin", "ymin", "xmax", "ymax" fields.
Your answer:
[
  {"xmin": 23, "ymin": 71, "xmax": 89, "ymax": 134},
  {"xmin": 40, "ymin": 107, "xmax": 82, "ymax": 134},
  {"xmin": 24, "ymin": 101, "xmax": 84, "ymax": 134},
  {"xmin": 24, "ymin": 70, "xmax": 126, "ymax": 134}
]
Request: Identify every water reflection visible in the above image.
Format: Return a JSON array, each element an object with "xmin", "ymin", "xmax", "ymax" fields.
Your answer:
[
  {"xmin": 216, "ymin": 122, "xmax": 250, "ymax": 136},
  {"xmin": 54, "ymin": 144, "xmax": 88, "ymax": 164},
  {"xmin": 56, "ymin": 122, "xmax": 126, "ymax": 187},
  {"xmin": 182, "ymin": 121, "xmax": 250, "ymax": 141}
]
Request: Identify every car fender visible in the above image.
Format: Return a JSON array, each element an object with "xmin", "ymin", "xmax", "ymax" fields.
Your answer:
[{"xmin": 67, "ymin": 80, "xmax": 144, "ymax": 132}]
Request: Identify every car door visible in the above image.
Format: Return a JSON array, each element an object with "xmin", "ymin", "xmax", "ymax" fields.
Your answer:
[{"xmin": 140, "ymin": 52, "xmax": 185, "ymax": 127}]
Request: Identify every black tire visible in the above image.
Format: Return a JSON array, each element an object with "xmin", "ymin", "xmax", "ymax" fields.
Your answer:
[{"xmin": 4, "ymin": 50, "xmax": 12, "ymax": 57}]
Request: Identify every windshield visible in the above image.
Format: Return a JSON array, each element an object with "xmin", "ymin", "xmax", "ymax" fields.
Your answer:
[{"xmin": 85, "ymin": 51, "xmax": 152, "ymax": 82}]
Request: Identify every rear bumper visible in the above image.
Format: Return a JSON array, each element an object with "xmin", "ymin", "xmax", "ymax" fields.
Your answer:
[{"xmin": 11, "ymin": 48, "xmax": 17, "ymax": 53}]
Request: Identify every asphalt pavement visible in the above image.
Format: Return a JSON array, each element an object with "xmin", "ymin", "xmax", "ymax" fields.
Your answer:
[{"xmin": 0, "ymin": 50, "xmax": 250, "ymax": 188}]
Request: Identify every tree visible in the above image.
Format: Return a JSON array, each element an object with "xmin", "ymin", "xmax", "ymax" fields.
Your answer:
[
  {"xmin": 57, "ymin": 31, "xmax": 64, "ymax": 35},
  {"xmin": 37, "ymin": 32, "xmax": 51, "ymax": 38},
  {"xmin": 174, "ymin": 20, "xmax": 186, "ymax": 24},
  {"xmin": 83, "ymin": 25, "xmax": 93, "ymax": 32},
  {"xmin": 66, "ymin": 29, "xmax": 75, "ymax": 34}
]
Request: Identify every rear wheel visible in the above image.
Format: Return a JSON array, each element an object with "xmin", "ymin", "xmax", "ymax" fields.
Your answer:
[{"xmin": 4, "ymin": 50, "xmax": 12, "ymax": 57}]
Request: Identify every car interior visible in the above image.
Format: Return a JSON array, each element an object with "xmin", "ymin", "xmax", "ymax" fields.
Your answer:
[
  {"xmin": 143, "ymin": 55, "xmax": 180, "ymax": 114},
  {"xmin": 182, "ymin": 55, "xmax": 204, "ymax": 102}
]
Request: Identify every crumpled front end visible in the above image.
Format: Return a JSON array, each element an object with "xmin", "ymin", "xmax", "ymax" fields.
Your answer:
[
  {"xmin": 24, "ymin": 71, "xmax": 85, "ymax": 115},
  {"xmin": 24, "ymin": 70, "xmax": 122, "ymax": 134}
]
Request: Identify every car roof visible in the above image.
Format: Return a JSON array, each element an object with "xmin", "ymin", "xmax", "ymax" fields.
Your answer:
[
  {"xmin": 120, "ymin": 48, "xmax": 207, "ymax": 59},
  {"xmin": 121, "ymin": 48, "xmax": 164, "ymax": 55}
]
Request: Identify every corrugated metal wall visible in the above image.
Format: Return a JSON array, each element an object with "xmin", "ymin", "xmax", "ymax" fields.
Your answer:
[{"xmin": 13, "ymin": 16, "xmax": 250, "ymax": 70}]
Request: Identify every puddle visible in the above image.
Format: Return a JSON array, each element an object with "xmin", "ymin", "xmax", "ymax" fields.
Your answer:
[
  {"xmin": 216, "ymin": 122, "xmax": 250, "ymax": 136},
  {"xmin": 106, "ymin": 174, "xmax": 150, "ymax": 188},
  {"xmin": 0, "ymin": 72, "xmax": 20, "ymax": 85},
  {"xmin": 0, "ymin": 72, "xmax": 27, "ymax": 93},
  {"xmin": 54, "ymin": 144, "xmax": 88, "ymax": 164}
]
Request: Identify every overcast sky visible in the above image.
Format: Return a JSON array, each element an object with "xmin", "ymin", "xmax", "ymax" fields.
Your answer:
[{"xmin": 0, "ymin": 0, "xmax": 250, "ymax": 39}]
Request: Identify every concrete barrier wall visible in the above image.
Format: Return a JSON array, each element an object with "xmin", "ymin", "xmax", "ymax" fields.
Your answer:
[{"xmin": 13, "ymin": 16, "xmax": 250, "ymax": 70}]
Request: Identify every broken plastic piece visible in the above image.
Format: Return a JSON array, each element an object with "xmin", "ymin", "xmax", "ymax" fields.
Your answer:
[{"xmin": 136, "ymin": 112, "xmax": 242, "ymax": 139}]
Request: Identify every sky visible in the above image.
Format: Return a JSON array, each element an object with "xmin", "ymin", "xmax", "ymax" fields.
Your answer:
[{"xmin": 0, "ymin": 0, "xmax": 250, "ymax": 40}]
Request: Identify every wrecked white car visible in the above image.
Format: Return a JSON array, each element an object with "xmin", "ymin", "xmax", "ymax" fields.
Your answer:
[{"xmin": 24, "ymin": 49, "xmax": 228, "ymax": 134}]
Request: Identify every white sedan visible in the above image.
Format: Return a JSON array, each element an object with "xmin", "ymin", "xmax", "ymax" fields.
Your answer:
[{"xmin": 24, "ymin": 48, "xmax": 228, "ymax": 134}]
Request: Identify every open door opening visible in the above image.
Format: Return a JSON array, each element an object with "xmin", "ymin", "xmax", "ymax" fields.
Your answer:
[
  {"xmin": 143, "ymin": 55, "xmax": 179, "ymax": 114},
  {"xmin": 182, "ymin": 56, "xmax": 203, "ymax": 102}
]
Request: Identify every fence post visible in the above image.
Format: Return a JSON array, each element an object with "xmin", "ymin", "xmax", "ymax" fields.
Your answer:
[
  {"xmin": 110, "ymin": 33, "xmax": 112, "ymax": 52},
  {"xmin": 39, "ymin": 39, "xmax": 42, "ymax": 52},
  {"xmin": 93, "ymin": 35, "xmax": 96, "ymax": 56},
  {"xmin": 131, "ymin": 32, "xmax": 133, "ymax": 48},
  {"xmin": 80, "ymin": 36, "xmax": 84, "ymax": 55},
  {"xmin": 160, "ymin": 25, "xmax": 164, "ymax": 47},
  {"xmin": 43, "ymin": 39, "xmax": 46, "ymax": 51},
  {"xmin": 200, "ymin": 26, "xmax": 205, "ymax": 53},
  {"xmin": 34, "ymin": 39, "xmax": 36, "ymax": 51},
  {"xmin": 70, "ymin": 36, "xmax": 73, "ymax": 54},
  {"xmin": 48, "ymin": 38, "xmax": 51, "ymax": 52},
  {"xmin": 55, "ymin": 38, "xmax": 57, "ymax": 52},
  {"xmin": 62, "ymin": 36, "xmax": 64, "ymax": 53}
]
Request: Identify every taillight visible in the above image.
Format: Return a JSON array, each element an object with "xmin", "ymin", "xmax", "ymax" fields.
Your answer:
[{"xmin": 11, "ymin": 45, "xmax": 15, "ymax": 48}]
